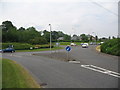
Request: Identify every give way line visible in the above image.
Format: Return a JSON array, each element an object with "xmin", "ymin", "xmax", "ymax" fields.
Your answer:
[{"xmin": 81, "ymin": 64, "xmax": 120, "ymax": 78}]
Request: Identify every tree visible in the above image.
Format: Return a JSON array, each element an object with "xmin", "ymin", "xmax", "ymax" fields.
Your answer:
[
  {"xmin": 95, "ymin": 35, "xmax": 98, "ymax": 42},
  {"xmin": 80, "ymin": 34, "xmax": 89, "ymax": 42},
  {"xmin": 112, "ymin": 36, "xmax": 116, "ymax": 39},
  {"xmin": 64, "ymin": 34, "xmax": 71, "ymax": 41},
  {"xmin": 29, "ymin": 37, "xmax": 47, "ymax": 45},
  {"xmin": 51, "ymin": 31, "xmax": 59, "ymax": 41},
  {"xmin": 90, "ymin": 36, "xmax": 93, "ymax": 41},
  {"xmin": 43, "ymin": 30, "xmax": 50, "ymax": 42},
  {"xmin": 18, "ymin": 27, "xmax": 25, "ymax": 31},
  {"xmin": 2, "ymin": 21, "xmax": 18, "ymax": 42}
]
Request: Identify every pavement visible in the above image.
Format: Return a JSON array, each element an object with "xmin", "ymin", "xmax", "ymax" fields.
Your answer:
[{"xmin": 2, "ymin": 45, "xmax": 119, "ymax": 88}]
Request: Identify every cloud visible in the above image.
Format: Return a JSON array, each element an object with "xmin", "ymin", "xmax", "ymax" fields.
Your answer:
[{"xmin": 0, "ymin": 0, "xmax": 118, "ymax": 37}]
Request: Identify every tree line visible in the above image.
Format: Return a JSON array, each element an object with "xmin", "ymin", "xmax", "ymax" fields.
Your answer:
[
  {"xmin": 1, "ymin": 21, "xmax": 113, "ymax": 45},
  {"xmin": 1, "ymin": 21, "xmax": 71, "ymax": 44}
]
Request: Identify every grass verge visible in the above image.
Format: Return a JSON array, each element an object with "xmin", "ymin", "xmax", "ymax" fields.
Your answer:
[
  {"xmin": 0, "ymin": 58, "xmax": 2, "ymax": 89},
  {"xmin": 58, "ymin": 42, "xmax": 82, "ymax": 45},
  {"xmin": 16, "ymin": 46, "xmax": 63, "ymax": 52},
  {"xmin": 2, "ymin": 58, "xmax": 40, "ymax": 88}
]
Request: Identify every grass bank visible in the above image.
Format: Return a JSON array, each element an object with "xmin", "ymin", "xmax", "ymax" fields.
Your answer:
[
  {"xmin": 0, "ymin": 58, "xmax": 2, "ymax": 89},
  {"xmin": 2, "ymin": 58, "xmax": 40, "ymax": 88}
]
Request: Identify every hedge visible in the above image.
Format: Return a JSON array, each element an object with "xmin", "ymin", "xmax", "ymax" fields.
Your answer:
[
  {"xmin": 101, "ymin": 38, "xmax": 120, "ymax": 56},
  {"xmin": 2, "ymin": 43, "xmax": 33, "ymax": 50},
  {"xmin": 2, "ymin": 43, "xmax": 54, "ymax": 50}
]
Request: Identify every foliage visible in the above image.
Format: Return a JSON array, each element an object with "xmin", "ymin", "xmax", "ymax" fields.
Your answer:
[
  {"xmin": 1, "ymin": 20, "xmax": 106, "ymax": 44},
  {"xmin": 80, "ymin": 34, "xmax": 89, "ymax": 42},
  {"xmin": 101, "ymin": 38, "xmax": 120, "ymax": 56},
  {"xmin": 2, "ymin": 42, "xmax": 54, "ymax": 50},
  {"xmin": 29, "ymin": 37, "xmax": 47, "ymax": 45},
  {"xmin": 2, "ymin": 43, "xmax": 33, "ymax": 50},
  {"xmin": 1, "ymin": 21, "xmax": 47, "ymax": 44},
  {"xmin": 33, "ymin": 44, "xmax": 54, "ymax": 49}
]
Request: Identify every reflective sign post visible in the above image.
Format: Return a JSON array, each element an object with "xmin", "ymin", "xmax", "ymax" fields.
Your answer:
[{"xmin": 66, "ymin": 46, "xmax": 71, "ymax": 61}]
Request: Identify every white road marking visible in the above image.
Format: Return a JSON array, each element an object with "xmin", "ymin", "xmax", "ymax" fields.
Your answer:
[
  {"xmin": 7, "ymin": 54, "xmax": 22, "ymax": 57},
  {"xmin": 81, "ymin": 64, "xmax": 120, "ymax": 78},
  {"xmin": 7, "ymin": 53, "xmax": 32, "ymax": 57},
  {"xmin": 69, "ymin": 61, "xmax": 80, "ymax": 64}
]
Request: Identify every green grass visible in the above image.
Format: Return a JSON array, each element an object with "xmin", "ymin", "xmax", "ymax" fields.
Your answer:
[
  {"xmin": 58, "ymin": 42, "xmax": 81, "ymax": 45},
  {"xmin": 16, "ymin": 46, "xmax": 63, "ymax": 52},
  {"xmin": 2, "ymin": 58, "xmax": 40, "ymax": 88}
]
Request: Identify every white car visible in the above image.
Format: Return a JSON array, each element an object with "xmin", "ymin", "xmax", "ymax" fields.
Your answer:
[
  {"xmin": 100, "ymin": 42, "xmax": 104, "ymax": 44},
  {"xmin": 0, "ymin": 49, "xmax": 2, "ymax": 53},
  {"xmin": 84, "ymin": 43, "xmax": 89, "ymax": 46},
  {"xmin": 82, "ymin": 43, "xmax": 89, "ymax": 48},
  {"xmin": 70, "ymin": 43, "xmax": 76, "ymax": 46}
]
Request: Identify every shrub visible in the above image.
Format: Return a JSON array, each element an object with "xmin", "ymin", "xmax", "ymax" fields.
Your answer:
[
  {"xmin": 2, "ymin": 43, "xmax": 54, "ymax": 50},
  {"xmin": 2, "ymin": 43, "xmax": 33, "ymax": 50},
  {"xmin": 101, "ymin": 38, "xmax": 120, "ymax": 56},
  {"xmin": 33, "ymin": 44, "xmax": 54, "ymax": 49}
]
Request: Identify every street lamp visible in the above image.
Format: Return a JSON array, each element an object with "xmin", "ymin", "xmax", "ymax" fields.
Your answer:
[
  {"xmin": 92, "ymin": 32, "xmax": 97, "ymax": 44},
  {"xmin": 49, "ymin": 24, "xmax": 52, "ymax": 54}
]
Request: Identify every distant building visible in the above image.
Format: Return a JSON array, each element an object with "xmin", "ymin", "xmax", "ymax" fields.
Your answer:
[
  {"xmin": 71, "ymin": 35, "xmax": 79, "ymax": 40},
  {"xmin": 57, "ymin": 37, "xmax": 64, "ymax": 40}
]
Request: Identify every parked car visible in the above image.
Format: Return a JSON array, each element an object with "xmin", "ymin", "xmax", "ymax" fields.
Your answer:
[
  {"xmin": 97, "ymin": 43, "xmax": 101, "ymax": 45},
  {"xmin": 2, "ymin": 48, "xmax": 15, "ymax": 53},
  {"xmin": 84, "ymin": 43, "xmax": 89, "ymax": 46},
  {"xmin": 89, "ymin": 42, "xmax": 93, "ymax": 45},
  {"xmin": 70, "ymin": 43, "xmax": 76, "ymax": 46},
  {"xmin": 82, "ymin": 43, "xmax": 89, "ymax": 48},
  {"xmin": 82, "ymin": 44, "xmax": 88, "ymax": 48},
  {"xmin": 92, "ymin": 42, "xmax": 97, "ymax": 45},
  {"xmin": 100, "ymin": 42, "xmax": 104, "ymax": 44},
  {"xmin": 80, "ymin": 43, "xmax": 84, "ymax": 45},
  {"xmin": 0, "ymin": 49, "xmax": 2, "ymax": 53}
]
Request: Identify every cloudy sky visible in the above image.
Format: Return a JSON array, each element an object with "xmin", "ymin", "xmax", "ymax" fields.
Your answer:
[{"xmin": 0, "ymin": 0, "xmax": 119, "ymax": 38}]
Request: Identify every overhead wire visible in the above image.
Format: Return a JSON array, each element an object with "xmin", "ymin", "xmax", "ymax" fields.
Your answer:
[{"xmin": 89, "ymin": 0, "xmax": 118, "ymax": 16}]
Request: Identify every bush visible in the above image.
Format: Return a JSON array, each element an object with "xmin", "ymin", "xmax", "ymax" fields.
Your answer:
[
  {"xmin": 101, "ymin": 38, "xmax": 120, "ymax": 56},
  {"xmin": 33, "ymin": 44, "xmax": 54, "ymax": 49},
  {"xmin": 2, "ymin": 43, "xmax": 54, "ymax": 50},
  {"xmin": 2, "ymin": 43, "xmax": 33, "ymax": 50}
]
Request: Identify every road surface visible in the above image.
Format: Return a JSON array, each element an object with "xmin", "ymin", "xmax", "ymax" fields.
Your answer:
[{"xmin": 2, "ymin": 45, "xmax": 119, "ymax": 88}]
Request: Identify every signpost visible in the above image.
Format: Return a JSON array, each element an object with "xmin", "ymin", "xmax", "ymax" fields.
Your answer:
[{"xmin": 66, "ymin": 46, "xmax": 71, "ymax": 61}]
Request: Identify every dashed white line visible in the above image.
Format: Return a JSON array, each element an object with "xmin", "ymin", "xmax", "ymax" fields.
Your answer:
[{"xmin": 81, "ymin": 64, "xmax": 120, "ymax": 78}]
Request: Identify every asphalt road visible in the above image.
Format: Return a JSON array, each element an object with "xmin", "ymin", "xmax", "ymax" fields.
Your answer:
[{"xmin": 2, "ymin": 45, "xmax": 119, "ymax": 88}]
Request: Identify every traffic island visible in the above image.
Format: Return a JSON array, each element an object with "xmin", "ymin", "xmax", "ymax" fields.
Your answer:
[{"xmin": 33, "ymin": 52, "xmax": 76, "ymax": 62}]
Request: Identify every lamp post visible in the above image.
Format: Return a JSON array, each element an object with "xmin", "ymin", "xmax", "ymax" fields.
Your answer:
[
  {"xmin": 49, "ymin": 24, "xmax": 52, "ymax": 54},
  {"xmin": 92, "ymin": 32, "xmax": 97, "ymax": 44}
]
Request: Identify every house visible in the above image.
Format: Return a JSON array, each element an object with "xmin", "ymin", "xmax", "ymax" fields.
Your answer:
[{"xmin": 57, "ymin": 37, "xmax": 64, "ymax": 40}]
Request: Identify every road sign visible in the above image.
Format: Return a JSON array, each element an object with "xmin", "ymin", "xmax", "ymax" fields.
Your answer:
[
  {"xmin": 66, "ymin": 46, "xmax": 71, "ymax": 61},
  {"xmin": 66, "ymin": 46, "xmax": 71, "ymax": 52}
]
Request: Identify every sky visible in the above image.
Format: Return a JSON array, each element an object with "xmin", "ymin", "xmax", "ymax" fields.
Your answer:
[{"xmin": 0, "ymin": 0, "xmax": 119, "ymax": 38}]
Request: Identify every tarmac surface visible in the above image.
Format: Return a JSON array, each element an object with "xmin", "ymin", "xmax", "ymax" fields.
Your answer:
[{"xmin": 2, "ymin": 45, "xmax": 119, "ymax": 88}]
